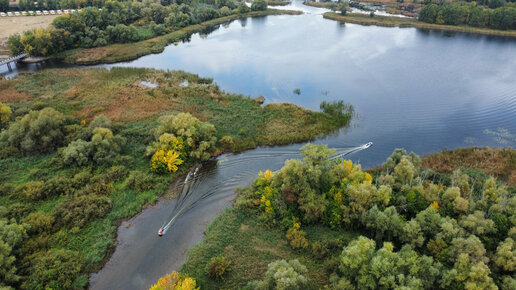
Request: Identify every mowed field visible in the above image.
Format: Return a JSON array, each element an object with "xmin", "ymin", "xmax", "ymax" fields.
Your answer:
[{"xmin": 0, "ymin": 15, "xmax": 58, "ymax": 55}]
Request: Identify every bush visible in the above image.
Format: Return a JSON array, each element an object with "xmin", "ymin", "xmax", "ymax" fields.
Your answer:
[
  {"xmin": 251, "ymin": 0, "xmax": 267, "ymax": 11},
  {"xmin": 0, "ymin": 102, "xmax": 12, "ymax": 129},
  {"xmin": 311, "ymin": 238, "xmax": 345, "ymax": 259},
  {"xmin": 0, "ymin": 108, "xmax": 66, "ymax": 154},
  {"xmin": 149, "ymin": 271, "xmax": 198, "ymax": 290},
  {"xmin": 62, "ymin": 139, "xmax": 93, "ymax": 167},
  {"xmin": 23, "ymin": 211, "xmax": 54, "ymax": 234},
  {"xmin": 125, "ymin": 171, "xmax": 154, "ymax": 192},
  {"xmin": 236, "ymin": 1, "xmax": 250, "ymax": 13},
  {"xmin": 286, "ymin": 222, "xmax": 309, "ymax": 249},
  {"xmin": 89, "ymin": 114, "xmax": 112, "ymax": 129},
  {"xmin": 15, "ymin": 181, "xmax": 45, "ymax": 201},
  {"xmin": 27, "ymin": 249, "xmax": 82, "ymax": 289},
  {"xmin": 42, "ymin": 175, "xmax": 74, "ymax": 197},
  {"xmin": 71, "ymin": 170, "xmax": 92, "ymax": 189},
  {"xmin": 52, "ymin": 195, "xmax": 112, "ymax": 228},
  {"xmin": 247, "ymin": 259, "xmax": 315, "ymax": 289},
  {"xmin": 0, "ymin": 183, "xmax": 13, "ymax": 196},
  {"xmin": 205, "ymin": 255, "xmax": 231, "ymax": 280},
  {"xmin": 104, "ymin": 165, "xmax": 129, "ymax": 183},
  {"xmin": 6, "ymin": 203, "xmax": 33, "ymax": 221},
  {"xmin": 61, "ymin": 127, "xmax": 125, "ymax": 166}
]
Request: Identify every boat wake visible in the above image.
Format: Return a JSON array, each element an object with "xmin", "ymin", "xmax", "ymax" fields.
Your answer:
[{"xmin": 157, "ymin": 142, "xmax": 373, "ymax": 236}]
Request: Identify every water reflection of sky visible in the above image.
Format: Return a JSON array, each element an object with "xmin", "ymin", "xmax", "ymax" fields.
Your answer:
[{"xmin": 4, "ymin": 2, "xmax": 516, "ymax": 167}]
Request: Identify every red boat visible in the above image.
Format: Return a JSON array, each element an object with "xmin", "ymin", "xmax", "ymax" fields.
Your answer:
[{"xmin": 158, "ymin": 228, "xmax": 164, "ymax": 236}]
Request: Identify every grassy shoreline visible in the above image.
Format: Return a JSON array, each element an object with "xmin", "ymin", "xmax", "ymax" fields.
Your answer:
[
  {"xmin": 323, "ymin": 12, "xmax": 516, "ymax": 38},
  {"xmin": 267, "ymin": 0, "xmax": 290, "ymax": 6},
  {"xmin": 55, "ymin": 9, "xmax": 302, "ymax": 65}
]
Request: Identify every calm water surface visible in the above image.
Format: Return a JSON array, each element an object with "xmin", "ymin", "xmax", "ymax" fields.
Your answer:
[{"xmin": 3, "ymin": 2, "xmax": 516, "ymax": 289}]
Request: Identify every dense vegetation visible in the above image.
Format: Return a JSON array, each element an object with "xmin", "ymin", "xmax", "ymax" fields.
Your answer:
[
  {"xmin": 419, "ymin": 3, "xmax": 516, "ymax": 30},
  {"xmin": 180, "ymin": 145, "xmax": 516, "ymax": 289},
  {"xmin": 7, "ymin": 0, "xmax": 268, "ymax": 56},
  {"xmin": 0, "ymin": 67, "xmax": 351, "ymax": 289}
]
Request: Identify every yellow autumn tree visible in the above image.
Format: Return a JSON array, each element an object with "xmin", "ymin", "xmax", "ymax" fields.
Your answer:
[
  {"xmin": 151, "ymin": 150, "xmax": 184, "ymax": 174},
  {"xmin": 149, "ymin": 271, "xmax": 198, "ymax": 290},
  {"xmin": 0, "ymin": 102, "xmax": 12, "ymax": 129}
]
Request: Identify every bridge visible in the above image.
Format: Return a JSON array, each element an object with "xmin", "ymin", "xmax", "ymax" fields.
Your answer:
[{"xmin": 0, "ymin": 53, "xmax": 28, "ymax": 71}]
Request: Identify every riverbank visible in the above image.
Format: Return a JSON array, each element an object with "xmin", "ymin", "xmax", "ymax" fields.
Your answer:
[
  {"xmin": 55, "ymin": 9, "xmax": 301, "ymax": 65},
  {"xmin": 0, "ymin": 67, "xmax": 352, "ymax": 289},
  {"xmin": 267, "ymin": 0, "xmax": 290, "ymax": 6},
  {"xmin": 323, "ymin": 12, "xmax": 516, "ymax": 38}
]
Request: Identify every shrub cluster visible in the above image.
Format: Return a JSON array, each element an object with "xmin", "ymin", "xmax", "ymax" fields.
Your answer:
[
  {"xmin": 52, "ymin": 194, "xmax": 112, "ymax": 228},
  {"xmin": 0, "ymin": 108, "xmax": 66, "ymax": 155},
  {"xmin": 205, "ymin": 255, "xmax": 231, "ymax": 280}
]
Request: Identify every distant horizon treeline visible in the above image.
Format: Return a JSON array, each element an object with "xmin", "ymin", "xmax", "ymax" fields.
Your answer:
[{"xmin": 419, "ymin": 3, "xmax": 516, "ymax": 30}]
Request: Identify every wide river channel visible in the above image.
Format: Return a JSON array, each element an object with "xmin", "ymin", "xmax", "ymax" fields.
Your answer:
[{"xmin": 3, "ymin": 1, "xmax": 516, "ymax": 289}]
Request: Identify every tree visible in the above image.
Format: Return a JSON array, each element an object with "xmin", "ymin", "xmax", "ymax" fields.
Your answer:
[
  {"xmin": 0, "ymin": 108, "xmax": 66, "ymax": 154},
  {"xmin": 338, "ymin": 1, "xmax": 348, "ymax": 15},
  {"xmin": 0, "ymin": 219, "xmax": 27, "ymax": 287},
  {"xmin": 7, "ymin": 34, "xmax": 25, "ymax": 56},
  {"xmin": 361, "ymin": 206, "xmax": 405, "ymax": 243},
  {"xmin": 251, "ymin": 0, "xmax": 267, "ymax": 11},
  {"xmin": 0, "ymin": 0, "xmax": 8, "ymax": 12},
  {"xmin": 236, "ymin": 1, "xmax": 250, "ymax": 13},
  {"xmin": 0, "ymin": 102, "xmax": 12, "ymax": 129},
  {"xmin": 247, "ymin": 259, "xmax": 315, "ymax": 289},
  {"xmin": 494, "ymin": 238, "xmax": 516, "ymax": 272},
  {"xmin": 154, "ymin": 113, "xmax": 217, "ymax": 161},
  {"xmin": 459, "ymin": 211, "xmax": 496, "ymax": 237},
  {"xmin": 21, "ymin": 29, "xmax": 54, "ymax": 57},
  {"xmin": 150, "ymin": 271, "xmax": 198, "ymax": 290}
]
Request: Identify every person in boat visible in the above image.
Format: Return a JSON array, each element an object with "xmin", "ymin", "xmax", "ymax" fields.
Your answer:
[{"xmin": 158, "ymin": 228, "xmax": 164, "ymax": 236}]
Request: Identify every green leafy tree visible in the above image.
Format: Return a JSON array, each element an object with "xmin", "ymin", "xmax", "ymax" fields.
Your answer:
[
  {"xmin": 251, "ymin": 0, "xmax": 267, "ymax": 11},
  {"xmin": 0, "ymin": 108, "xmax": 66, "ymax": 154},
  {"xmin": 154, "ymin": 112, "xmax": 217, "ymax": 161},
  {"xmin": 7, "ymin": 34, "xmax": 24, "ymax": 56},
  {"xmin": 236, "ymin": 1, "xmax": 250, "ymax": 13},
  {"xmin": 247, "ymin": 259, "xmax": 315, "ymax": 289},
  {"xmin": 0, "ymin": 219, "xmax": 27, "ymax": 287},
  {"xmin": 494, "ymin": 238, "xmax": 516, "ymax": 272}
]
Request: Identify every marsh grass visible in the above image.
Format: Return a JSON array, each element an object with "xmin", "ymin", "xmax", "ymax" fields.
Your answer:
[
  {"xmin": 3, "ymin": 68, "xmax": 348, "ymax": 151},
  {"xmin": 180, "ymin": 207, "xmax": 358, "ymax": 289}
]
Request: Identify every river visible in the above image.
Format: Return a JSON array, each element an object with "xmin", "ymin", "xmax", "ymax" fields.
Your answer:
[{"xmin": 2, "ymin": 1, "xmax": 516, "ymax": 289}]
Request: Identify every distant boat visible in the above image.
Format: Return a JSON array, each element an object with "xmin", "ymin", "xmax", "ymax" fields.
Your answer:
[
  {"xmin": 364, "ymin": 142, "xmax": 373, "ymax": 148},
  {"xmin": 158, "ymin": 228, "xmax": 165, "ymax": 236}
]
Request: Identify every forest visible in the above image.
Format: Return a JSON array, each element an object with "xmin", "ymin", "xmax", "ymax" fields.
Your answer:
[
  {"xmin": 173, "ymin": 145, "xmax": 516, "ymax": 289},
  {"xmin": 7, "ymin": 0, "xmax": 268, "ymax": 56}
]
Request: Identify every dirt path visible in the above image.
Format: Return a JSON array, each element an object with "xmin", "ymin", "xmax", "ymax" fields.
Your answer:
[{"xmin": 0, "ymin": 15, "xmax": 58, "ymax": 55}]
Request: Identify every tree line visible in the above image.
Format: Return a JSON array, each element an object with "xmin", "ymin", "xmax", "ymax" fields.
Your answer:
[
  {"xmin": 7, "ymin": 0, "xmax": 267, "ymax": 56},
  {"xmin": 419, "ymin": 3, "xmax": 516, "ymax": 30}
]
